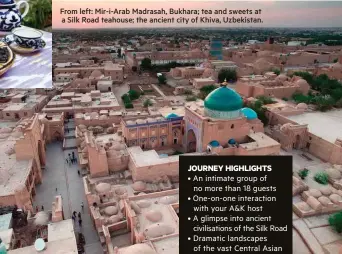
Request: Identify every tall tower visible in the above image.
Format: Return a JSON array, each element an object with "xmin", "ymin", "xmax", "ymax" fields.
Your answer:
[{"xmin": 209, "ymin": 38, "xmax": 223, "ymax": 60}]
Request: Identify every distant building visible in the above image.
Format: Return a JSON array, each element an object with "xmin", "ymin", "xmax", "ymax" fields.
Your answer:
[{"xmin": 209, "ymin": 39, "xmax": 223, "ymax": 60}]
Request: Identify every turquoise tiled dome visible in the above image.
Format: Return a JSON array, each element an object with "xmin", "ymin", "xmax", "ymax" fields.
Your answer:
[
  {"xmin": 209, "ymin": 140, "xmax": 220, "ymax": 147},
  {"xmin": 241, "ymin": 107, "xmax": 257, "ymax": 120},
  {"xmin": 204, "ymin": 86, "xmax": 243, "ymax": 112},
  {"xmin": 166, "ymin": 113, "xmax": 179, "ymax": 119}
]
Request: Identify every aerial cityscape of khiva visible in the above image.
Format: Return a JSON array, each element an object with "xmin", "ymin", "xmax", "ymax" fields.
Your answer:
[{"xmin": 0, "ymin": 2, "xmax": 342, "ymax": 253}]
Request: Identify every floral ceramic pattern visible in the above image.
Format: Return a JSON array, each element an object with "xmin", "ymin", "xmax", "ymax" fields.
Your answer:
[{"xmin": 0, "ymin": 6, "xmax": 21, "ymax": 31}]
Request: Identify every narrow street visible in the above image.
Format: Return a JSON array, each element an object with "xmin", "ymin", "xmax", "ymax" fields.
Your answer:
[{"xmin": 33, "ymin": 119, "xmax": 103, "ymax": 254}]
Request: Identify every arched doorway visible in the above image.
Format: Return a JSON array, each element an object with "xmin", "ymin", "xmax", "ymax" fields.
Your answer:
[
  {"xmin": 293, "ymin": 134, "xmax": 300, "ymax": 149},
  {"xmin": 187, "ymin": 129, "xmax": 197, "ymax": 153},
  {"xmin": 53, "ymin": 131, "xmax": 61, "ymax": 141}
]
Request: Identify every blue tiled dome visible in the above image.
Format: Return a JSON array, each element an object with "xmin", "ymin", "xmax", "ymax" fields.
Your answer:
[
  {"xmin": 228, "ymin": 139, "xmax": 236, "ymax": 145},
  {"xmin": 208, "ymin": 140, "xmax": 220, "ymax": 147},
  {"xmin": 241, "ymin": 107, "xmax": 257, "ymax": 120},
  {"xmin": 204, "ymin": 86, "xmax": 243, "ymax": 112},
  {"xmin": 166, "ymin": 113, "xmax": 179, "ymax": 119}
]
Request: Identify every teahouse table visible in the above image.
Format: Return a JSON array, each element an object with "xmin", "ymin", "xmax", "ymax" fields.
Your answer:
[{"xmin": 0, "ymin": 27, "xmax": 52, "ymax": 88}]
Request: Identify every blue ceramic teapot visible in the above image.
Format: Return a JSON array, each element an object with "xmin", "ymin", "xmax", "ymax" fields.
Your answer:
[{"xmin": 0, "ymin": 0, "xmax": 29, "ymax": 32}]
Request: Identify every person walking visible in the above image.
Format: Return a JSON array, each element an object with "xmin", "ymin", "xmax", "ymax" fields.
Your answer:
[
  {"xmin": 36, "ymin": 206, "xmax": 39, "ymax": 213},
  {"xmin": 65, "ymin": 158, "xmax": 68, "ymax": 164},
  {"xmin": 78, "ymin": 212, "xmax": 81, "ymax": 219},
  {"xmin": 73, "ymin": 211, "xmax": 77, "ymax": 217},
  {"xmin": 81, "ymin": 202, "xmax": 84, "ymax": 212},
  {"xmin": 77, "ymin": 170, "xmax": 80, "ymax": 176},
  {"xmin": 72, "ymin": 214, "xmax": 76, "ymax": 222},
  {"xmin": 41, "ymin": 205, "xmax": 44, "ymax": 211},
  {"xmin": 78, "ymin": 218, "xmax": 82, "ymax": 227},
  {"xmin": 56, "ymin": 187, "xmax": 58, "ymax": 192}
]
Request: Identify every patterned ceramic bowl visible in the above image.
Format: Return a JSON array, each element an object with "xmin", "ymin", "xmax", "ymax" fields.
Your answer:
[{"xmin": 12, "ymin": 27, "xmax": 43, "ymax": 49}]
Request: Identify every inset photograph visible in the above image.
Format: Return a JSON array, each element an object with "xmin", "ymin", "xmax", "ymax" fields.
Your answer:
[{"xmin": 0, "ymin": 0, "xmax": 52, "ymax": 88}]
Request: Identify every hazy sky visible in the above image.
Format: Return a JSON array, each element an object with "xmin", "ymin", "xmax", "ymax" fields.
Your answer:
[{"xmin": 53, "ymin": 1, "xmax": 342, "ymax": 29}]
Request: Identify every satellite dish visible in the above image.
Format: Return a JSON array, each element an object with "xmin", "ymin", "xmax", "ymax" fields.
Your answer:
[{"xmin": 34, "ymin": 238, "xmax": 46, "ymax": 251}]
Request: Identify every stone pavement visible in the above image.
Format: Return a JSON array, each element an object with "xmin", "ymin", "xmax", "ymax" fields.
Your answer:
[{"xmin": 33, "ymin": 119, "xmax": 103, "ymax": 254}]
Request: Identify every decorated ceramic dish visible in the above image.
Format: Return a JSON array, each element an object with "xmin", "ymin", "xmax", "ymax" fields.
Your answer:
[
  {"xmin": 5, "ymin": 34, "xmax": 46, "ymax": 54},
  {"xmin": 0, "ymin": 41, "xmax": 15, "ymax": 76}
]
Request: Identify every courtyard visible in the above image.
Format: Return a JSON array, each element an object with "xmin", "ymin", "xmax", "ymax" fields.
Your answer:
[{"xmin": 287, "ymin": 109, "xmax": 342, "ymax": 143}]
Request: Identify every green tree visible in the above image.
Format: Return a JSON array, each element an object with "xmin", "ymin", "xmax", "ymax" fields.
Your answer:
[
  {"xmin": 271, "ymin": 68, "xmax": 281, "ymax": 75},
  {"xmin": 199, "ymin": 85, "xmax": 216, "ymax": 99},
  {"xmin": 186, "ymin": 96, "xmax": 197, "ymax": 101},
  {"xmin": 184, "ymin": 89, "xmax": 193, "ymax": 95},
  {"xmin": 249, "ymin": 101, "xmax": 268, "ymax": 125},
  {"xmin": 143, "ymin": 99, "xmax": 153, "ymax": 108},
  {"xmin": 128, "ymin": 90, "xmax": 140, "ymax": 100},
  {"xmin": 218, "ymin": 69, "xmax": 237, "ymax": 82},
  {"xmin": 22, "ymin": 0, "xmax": 52, "ymax": 29},
  {"xmin": 298, "ymin": 168, "xmax": 309, "ymax": 180},
  {"xmin": 140, "ymin": 57, "xmax": 152, "ymax": 70},
  {"xmin": 329, "ymin": 212, "xmax": 342, "ymax": 233},
  {"xmin": 256, "ymin": 96, "xmax": 276, "ymax": 105},
  {"xmin": 158, "ymin": 75, "xmax": 167, "ymax": 84},
  {"xmin": 293, "ymin": 71, "xmax": 314, "ymax": 84},
  {"xmin": 314, "ymin": 172, "xmax": 329, "ymax": 185}
]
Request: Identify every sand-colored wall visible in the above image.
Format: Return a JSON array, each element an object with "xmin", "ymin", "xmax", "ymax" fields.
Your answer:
[
  {"xmin": 88, "ymin": 145, "xmax": 109, "ymax": 177},
  {"xmin": 202, "ymin": 117, "xmax": 252, "ymax": 150},
  {"xmin": 75, "ymin": 116, "xmax": 121, "ymax": 127},
  {"xmin": 0, "ymin": 195, "xmax": 17, "ymax": 207},
  {"xmin": 129, "ymin": 159, "xmax": 179, "ymax": 182},
  {"xmin": 268, "ymin": 111, "xmax": 342, "ymax": 164}
]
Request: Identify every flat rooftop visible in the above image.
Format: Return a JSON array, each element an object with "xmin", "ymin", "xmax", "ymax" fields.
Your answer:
[
  {"xmin": 48, "ymin": 219, "xmax": 75, "ymax": 242},
  {"xmin": 8, "ymin": 219, "xmax": 77, "ymax": 254},
  {"xmin": 7, "ymin": 237, "xmax": 77, "ymax": 254},
  {"xmin": 152, "ymin": 235, "xmax": 179, "ymax": 254},
  {"xmin": 0, "ymin": 140, "xmax": 32, "ymax": 196},
  {"xmin": 127, "ymin": 147, "xmax": 179, "ymax": 167},
  {"xmin": 287, "ymin": 110, "xmax": 342, "ymax": 143},
  {"xmin": 158, "ymin": 107, "xmax": 185, "ymax": 118},
  {"xmin": 193, "ymin": 78, "xmax": 215, "ymax": 82},
  {"xmin": 2, "ymin": 103, "xmax": 26, "ymax": 111},
  {"xmin": 239, "ymin": 132, "xmax": 280, "ymax": 150}
]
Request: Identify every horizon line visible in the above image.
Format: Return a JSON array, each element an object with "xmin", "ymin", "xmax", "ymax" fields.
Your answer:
[{"xmin": 53, "ymin": 26, "xmax": 342, "ymax": 30}]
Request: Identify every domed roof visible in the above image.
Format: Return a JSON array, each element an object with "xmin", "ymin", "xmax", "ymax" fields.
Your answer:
[
  {"xmin": 204, "ymin": 86, "xmax": 243, "ymax": 111},
  {"xmin": 95, "ymin": 182, "xmax": 111, "ymax": 193},
  {"xmin": 228, "ymin": 139, "xmax": 236, "ymax": 145},
  {"xmin": 165, "ymin": 113, "xmax": 179, "ymax": 119},
  {"xmin": 90, "ymin": 70, "xmax": 103, "ymax": 78},
  {"xmin": 275, "ymin": 74, "xmax": 288, "ymax": 82},
  {"xmin": 280, "ymin": 123, "xmax": 293, "ymax": 133},
  {"xmin": 296, "ymin": 103, "xmax": 308, "ymax": 110},
  {"xmin": 34, "ymin": 211, "xmax": 49, "ymax": 226},
  {"xmin": 241, "ymin": 107, "xmax": 257, "ymax": 120},
  {"xmin": 208, "ymin": 140, "xmax": 220, "ymax": 147},
  {"xmin": 120, "ymin": 243, "xmax": 155, "ymax": 254},
  {"xmin": 104, "ymin": 206, "xmax": 118, "ymax": 216},
  {"xmin": 295, "ymin": 79, "xmax": 309, "ymax": 87}
]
